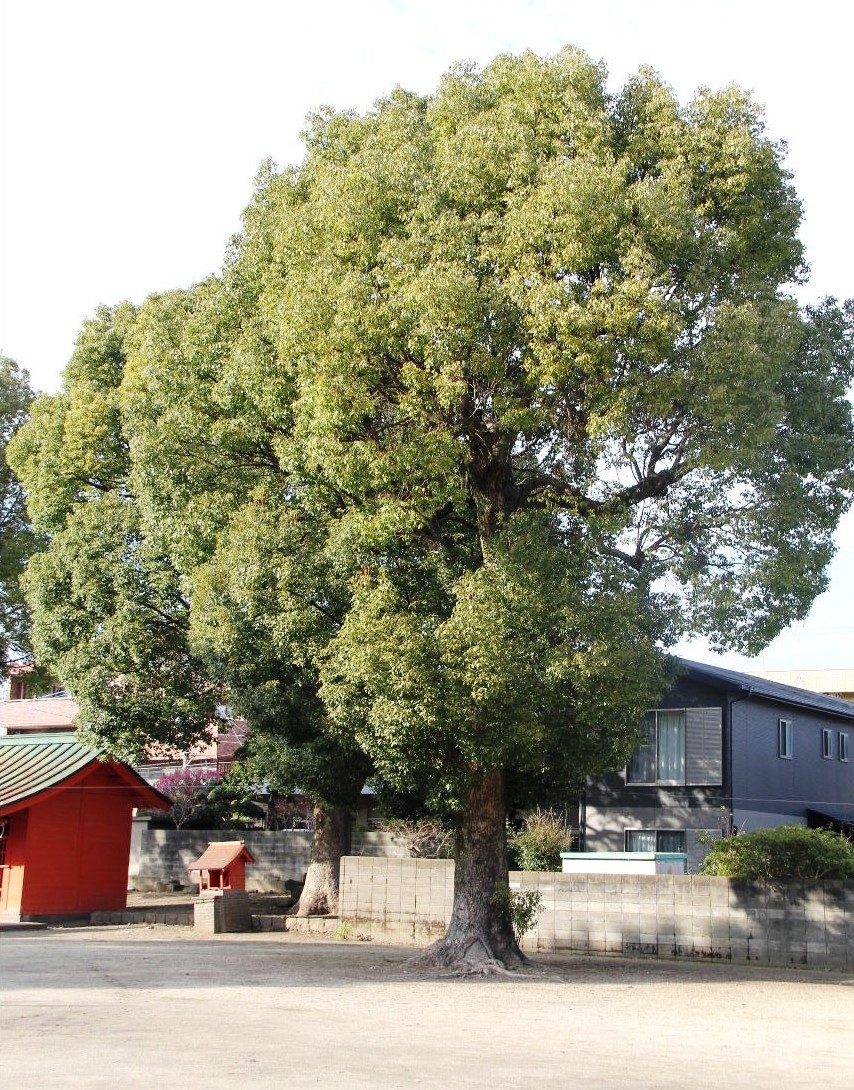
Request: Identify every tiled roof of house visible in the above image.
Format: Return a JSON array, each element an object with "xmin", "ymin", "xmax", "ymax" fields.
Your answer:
[
  {"xmin": 0, "ymin": 696, "xmax": 78, "ymax": 732},
  {"xmin": 680, "ymin": 659, "xmax": 854, "ymax": 720},
  {"xmin": 0, "ymin": 696, "xmax": 221, "ymax": 762},
  {"xmin": 0, "ymin": 732, "xmax": 171, "ymax": 813}
]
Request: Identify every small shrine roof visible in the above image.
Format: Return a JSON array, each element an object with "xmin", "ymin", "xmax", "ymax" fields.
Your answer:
[{"xmin": 187, "ymin": 840, "xmax": 255, "ymax": 872}]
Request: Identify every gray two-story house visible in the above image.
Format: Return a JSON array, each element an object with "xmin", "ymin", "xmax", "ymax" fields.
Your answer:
[{"xmin": 583, "ymin": 660, "xmax": 854, "ymax": 872}]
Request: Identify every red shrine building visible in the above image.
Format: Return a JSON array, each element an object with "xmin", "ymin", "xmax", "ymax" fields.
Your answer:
[
  {"xmin": 0, "ymin": 732, "xmax": 170, "ymax": 921},
  {"xmin": 188, "ymin": 840, "xmax": 255, "ymax": 894}
]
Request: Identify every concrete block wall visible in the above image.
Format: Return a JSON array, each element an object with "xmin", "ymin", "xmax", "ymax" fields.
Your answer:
[
  {"xmin": 132, "ymin": 829, "xmax": 313, "ymax": 891},
  {"xmin": 131, "ymin": 826, "xmax": 409, "ymax": 892},
  {"xmin": 352, "ymin": 831, "xmax": 411, "ymax": 859},
  {"xmin": 339, "ymin": 857, "xmax": 854, "ymax": 971},
  {"xmin": 340, "ymin": 856, "xmax": 454, "ymax": 943}
]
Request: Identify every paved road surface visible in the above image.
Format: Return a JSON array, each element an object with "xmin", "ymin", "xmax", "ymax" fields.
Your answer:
[{"xmin": 2, "ymin": 925, "xmax": 853, "ymax": 1089}]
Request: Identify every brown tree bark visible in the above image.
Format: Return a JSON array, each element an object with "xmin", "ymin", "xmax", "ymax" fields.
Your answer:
[
  {"xmin": 419, "ymin": 769, "xmax": 525, "ymax": 972},
  {"xmin": 292, "ymin": 802, "xmax": 352, "ymax": 916}
]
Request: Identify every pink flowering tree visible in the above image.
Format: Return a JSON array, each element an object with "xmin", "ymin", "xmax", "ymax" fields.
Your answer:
[{"xmin": 155, "ymin": 768, "xmax": 221, "ymax": 829}]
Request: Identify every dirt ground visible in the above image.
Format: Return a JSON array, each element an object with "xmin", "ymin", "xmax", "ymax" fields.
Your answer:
[{"xmin": 2, "ymin": 924, "xmax": 853, "ymax": 1090}]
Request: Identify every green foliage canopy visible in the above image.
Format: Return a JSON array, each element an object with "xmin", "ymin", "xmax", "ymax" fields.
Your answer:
[
  {"xmin": 171, "ymin": 49, "xmax": 851, "ymax": 809},
  {"xmin": 0, "ymin": 356, "xmax": 37, "ymax": 674},
  {"xmin": 8, "ymin": 307, "xmax": 217, "ymax": 757},
  {"xmin": 119, "ymin": 275, "xmax": 372, "ymax": 809},
  {"xmin": 0, "ymin": 355, "xmax": 37, "ymax": 671},
  {"xmin": 110, "ymin": 47, "xmax": 854, "ymax": 819}
]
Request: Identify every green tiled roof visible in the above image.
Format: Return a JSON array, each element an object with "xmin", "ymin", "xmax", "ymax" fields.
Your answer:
[
  {"xmin": 0, "ymin": 732, "xmax": 101, "ymax": 810},
  {"xmin": 0, "ymin": 732, "xmax": 171, "ymax": 813}
]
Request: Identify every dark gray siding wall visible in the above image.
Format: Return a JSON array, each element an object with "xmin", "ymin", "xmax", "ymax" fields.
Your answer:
[
  {"xmin": 584, "ymin": 785, "xmax": 727, "ymax": 872},
  {"xmin": 586, "ymin": 675, "xmax": 854, "ymax": 871},
  {"xmin": 584, "ymin": 678, "xmax": 729, "ymax": 871},
  {"xmin": 730, "ymin": 696, "xmax": 854, "ymax": 831}
]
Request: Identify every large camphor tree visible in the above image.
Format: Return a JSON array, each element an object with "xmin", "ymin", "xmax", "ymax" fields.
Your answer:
[
  {"xmin": 119, "ymin": 272, "xmax": 375, "ymax": 916},
  {"xmin": 11, "ymin": 295, "xmax": 370, "ymax": 916},
  {"xmin": 212, "ymin": 49, "xmax": 849, "ymax": 970},
  {"xmin": 14, "ymin": 47, "xmax": 854, "ymax": 969}
]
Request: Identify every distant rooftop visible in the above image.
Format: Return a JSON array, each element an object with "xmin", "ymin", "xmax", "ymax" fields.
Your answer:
[
  {"xmin": 0, "ymin": 696, "xmax": 78, "ymax": 733},
  {"xmin": 748, "ymin": 669, "xmax": 854, "ymax": 700}
]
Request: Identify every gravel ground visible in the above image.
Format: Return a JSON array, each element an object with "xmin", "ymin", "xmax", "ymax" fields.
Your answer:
[{"xmin": 2, "ymin": 924, "xmax": 853, "ymax": 1090}]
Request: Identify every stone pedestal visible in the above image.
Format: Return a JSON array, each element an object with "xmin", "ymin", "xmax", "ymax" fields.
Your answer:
[{"xmin": 193, "ymin": 890, "xmax": 251, "ymax": 934}]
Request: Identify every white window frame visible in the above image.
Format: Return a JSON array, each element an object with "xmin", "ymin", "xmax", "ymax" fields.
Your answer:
[
  {"xmin": 840, "ymin": 732, "xmax": 850, "ymax": 762},
  {"xmin": 822, "ymin": 728, "xmax": 833, "ymax": 760},
  {"xmin": 778, "ymin": 718, "xmax": 793, "ymax": 759}
]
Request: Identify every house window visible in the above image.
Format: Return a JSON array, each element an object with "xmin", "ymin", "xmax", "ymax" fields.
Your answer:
[
  {"xmin": 838, "ymin": 732, "xmax": 849, "ymax": 762},
  {"xmin": 626, "ymin": 829, "xmax": 686, "ymax": 853},
  {"xmin": 628, "ymin": 711, "xmax": 683, "ymax": 783},
  {"xmin": 822, "ymin": 728, "xmax": 833, "ymax": 760},
  {"xmin": 778, "ymin": 719, "xmax": 793, "ymax": 759},
  {"xmin": 626, "ymin": 708, "xmax": 722, "ymax": 785}
]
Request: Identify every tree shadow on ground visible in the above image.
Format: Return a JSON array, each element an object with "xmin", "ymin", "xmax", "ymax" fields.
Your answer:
[{"xmin": 1, "ymin": 931, "xmax": 849, "ymax": 993}]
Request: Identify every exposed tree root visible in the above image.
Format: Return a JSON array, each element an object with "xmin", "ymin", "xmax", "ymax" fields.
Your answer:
[
  {"xmin": 410, "ymin": 934, "xmax": 529, "ymax": 976},
  {"xmin": 458, "ymin": 938, "xmax": 517, "ymax": 976}
]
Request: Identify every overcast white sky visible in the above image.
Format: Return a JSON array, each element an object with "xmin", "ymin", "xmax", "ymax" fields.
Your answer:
[{"xmin": 1, "ymin": 0, "xmax": 852, "ymax": 672}]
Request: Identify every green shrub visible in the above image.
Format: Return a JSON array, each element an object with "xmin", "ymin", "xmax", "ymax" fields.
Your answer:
[
  {"xmin": 491, "ymin": 883, "xmax": 544, "ymax": 943},
  {"xmin": 507, "ymin": 809, "xmax": 571, "ymax": 872},
  {"xmin": 700, "ymin": 825, "xmax": 854, "ymax": 880}
]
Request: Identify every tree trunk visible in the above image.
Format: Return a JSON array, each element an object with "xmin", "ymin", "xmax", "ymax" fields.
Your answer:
[
  {"xmin": 420, "ymin": 769, "xmax": 524, "ymax": 972},
  {"xmin": 292, "ymin": 802, "xmax": 352, "ymax": 916}
]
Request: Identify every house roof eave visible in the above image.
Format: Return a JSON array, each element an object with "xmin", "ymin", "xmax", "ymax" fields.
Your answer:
[{"xmin": 678, "ymin": 659, "xmax": 854, "ymax": 722}]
